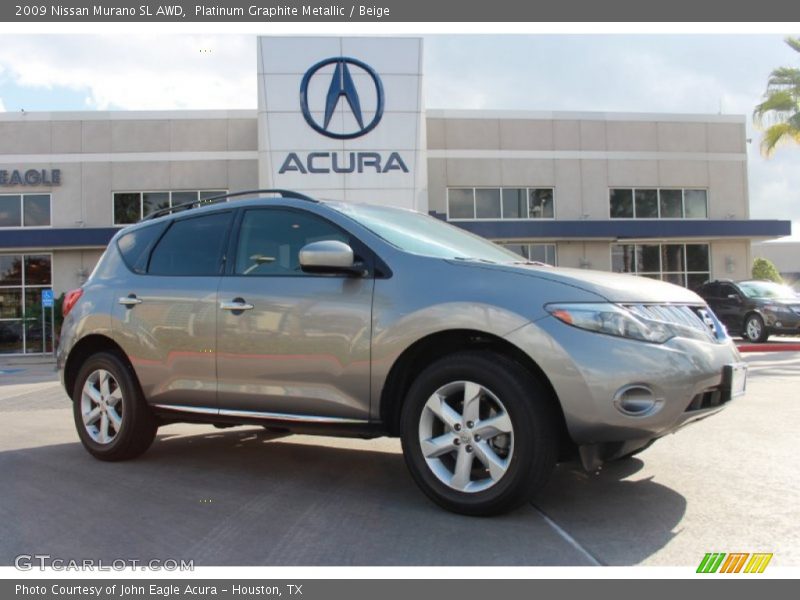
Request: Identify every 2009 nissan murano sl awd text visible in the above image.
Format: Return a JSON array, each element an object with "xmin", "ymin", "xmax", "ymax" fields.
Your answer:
[{"xmin": 57, "ymin": 190, "xmax": 747, "ymax": 515}]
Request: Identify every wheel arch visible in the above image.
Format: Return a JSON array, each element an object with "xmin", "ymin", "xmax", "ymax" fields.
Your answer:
[
  {"xmin": 742, "ymin": 309, "xmax": 765, "ymax": 330},
  {"xmin": 378, "ymin": 329, "xmax": 573, "ymax": 456},
  {"xmin": 63, "ymin": 334, "xmax": 137, "ymax": 400}
]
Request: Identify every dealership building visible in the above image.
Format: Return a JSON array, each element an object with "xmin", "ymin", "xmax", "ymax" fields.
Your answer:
[{"xmin": 0, "ymin": 36, "xmax": 792, "ymax": 354}]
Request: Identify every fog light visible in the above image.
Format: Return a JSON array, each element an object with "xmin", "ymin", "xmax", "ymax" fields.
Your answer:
[{"xmin": 613, "ymin": 385, "xmax": 661, "ymax": 416}]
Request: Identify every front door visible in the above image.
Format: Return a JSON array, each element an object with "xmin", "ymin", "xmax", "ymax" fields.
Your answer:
[{"xmin": 216, "ymin": 208, "xmax": 374, "ymax": 421}]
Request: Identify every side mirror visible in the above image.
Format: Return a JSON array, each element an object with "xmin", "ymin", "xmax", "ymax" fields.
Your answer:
[
  {"xmin": 299, "ymin": 240, "xmax": 365, "ymax": 276},
  {"xmin": 727, "ymin": 294, "xmax": 741, "ymax": 303}
]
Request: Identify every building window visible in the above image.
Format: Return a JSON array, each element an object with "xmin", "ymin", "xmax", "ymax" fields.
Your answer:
[
  {"xmin": 113, "ymin": 190, "xmax": 227, "ymax": 225},
  {"xmin": 448, "ymin": 187, "xmax": 556, "ymax": 220},
  {"xmin": 609, "ymin": 188, "xmax": 708, "ymax": 219},
  {"xmin": 0, "ymin": 253, "xmax": 54, "ymax": 354},
  {"xmin": 0, "ymin": 194, "xmax": 51, "ymax": 227},
  {"xmin": 498, "ymin": 242, "xmax": 557, "ymax": 266},
  {"xmin": 612, "ymin": 243, "xmax": 710, "ymax": 290}
]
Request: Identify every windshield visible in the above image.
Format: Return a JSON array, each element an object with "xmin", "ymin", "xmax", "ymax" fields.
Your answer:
[
  {"xmin": 333, "ymin": 203, "xmax": 525, "ymax": 263},
  {"xmin": 738, "ymin": 281, "xmax": 797, "ymax": 300}
]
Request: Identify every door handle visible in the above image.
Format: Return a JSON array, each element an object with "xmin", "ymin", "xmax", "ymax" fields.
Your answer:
[
  {"xmin": 118, "ymin": 295, "xmax": 142, "ymax": 307},
  {"xmin": 220, "ymin": 299, "xmax": 254, "ymax": 311}
]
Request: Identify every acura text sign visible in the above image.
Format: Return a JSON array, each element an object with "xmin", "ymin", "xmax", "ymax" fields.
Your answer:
[{"xmin": 257, "ymin": 36, "xmax": 427, "ymax": 211}]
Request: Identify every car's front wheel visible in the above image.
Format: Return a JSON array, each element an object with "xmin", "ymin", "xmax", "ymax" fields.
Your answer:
[
  {"xmin": 400, "ymin": 351, "xmax": 558, "ymax": 516},
  {"xmin": 743, "ymin": 313, "xmax": 769, "ymax": 343},
  {"xmin": 72, "ymin": 352, "xmax": 158, "ymax": 461}
]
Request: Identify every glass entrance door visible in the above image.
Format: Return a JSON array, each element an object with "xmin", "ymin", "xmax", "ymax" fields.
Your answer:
[{"xmin": 0, "ymin": 253, "xmax": 54, "ymax": 354}]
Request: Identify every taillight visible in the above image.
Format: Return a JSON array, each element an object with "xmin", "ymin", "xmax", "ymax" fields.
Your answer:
[{"xmin": 62, "ymin": 288, "xmax": 83, "ymax": 317}]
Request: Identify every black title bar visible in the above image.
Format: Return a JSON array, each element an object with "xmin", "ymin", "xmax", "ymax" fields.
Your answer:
[{"xmin": 4, "ymin": 0, "xmax": 800, "ymax": 22}]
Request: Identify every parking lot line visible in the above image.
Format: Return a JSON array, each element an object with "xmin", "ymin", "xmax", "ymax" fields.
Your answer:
[{"xmin": 531, "ymin": 504, "xmax": 604, "ymax": 566}]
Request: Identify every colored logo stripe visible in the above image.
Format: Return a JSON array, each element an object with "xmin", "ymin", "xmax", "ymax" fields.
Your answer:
[
  {"xmin": 697, "ymin": 552, "xmax": 773, "ymax": 573},
  {"xmin": 697, "ymin": 553, "xmax": 726, "ymax": 573},
  {"xmin": 744, "ymin": 553, "xmax": 773, "ymax": 573},
  {"xmin": 720, "ymin": 553, "xmax": 749, "ymax": 573}
]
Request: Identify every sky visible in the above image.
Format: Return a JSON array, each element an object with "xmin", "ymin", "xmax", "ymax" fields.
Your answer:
[{"xmin": 0, "ymin": 34, "xmax": 798, "ymax": 239}]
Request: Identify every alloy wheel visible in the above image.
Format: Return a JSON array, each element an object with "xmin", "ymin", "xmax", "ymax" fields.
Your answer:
[
  {"xmin": 745, "ymin": 317, "xmax": 762, "ymax": 342},
  {"xmin": 418, "ymin": 380, "xmax": 514, "ymax": 493},
  {"xmin": 80, "ymin": 369, "xmax": 124, "ymax": 444}
]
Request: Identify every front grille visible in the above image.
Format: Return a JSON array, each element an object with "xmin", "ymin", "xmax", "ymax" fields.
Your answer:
[
  {"xmin": 686, "ymin": 386, "xmax": 729, "ymax": 412},
  {"xmin": 624, "ymin": 303, "xmax": 724, "ymax": 341}
]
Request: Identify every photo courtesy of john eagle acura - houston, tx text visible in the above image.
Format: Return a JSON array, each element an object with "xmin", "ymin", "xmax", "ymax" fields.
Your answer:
[{"xmin": 2, "ymin": 37, "xmax": 783, "ymax": 516}]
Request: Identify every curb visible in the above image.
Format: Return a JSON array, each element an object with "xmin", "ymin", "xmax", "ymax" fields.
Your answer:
[{"xmin": 736, "ymin": 343, "xmax": 800, "ymax": 352}]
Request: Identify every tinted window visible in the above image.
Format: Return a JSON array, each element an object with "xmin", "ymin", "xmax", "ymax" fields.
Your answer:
[
  {"xmin": 234, "ymin": 209, "xmax": 349, "ymax": 276},
  {"xmin": 529, "ymin": 189, "xmax": 554, "ymax": 218},
  {"xmin": 634, "ymin": 189, "xmax": 658, "ymax": 218},
  {"xmin": 23, "ymin": 195, "xmax": 51, "ymax": 226},
  {"xmin": 610, "ymin": 189, "xmax": 633, "ymax": 218},
  {"xmin": 501, "ymin": 188, "xmax": 526, "ymax": 218},
  {"xmin": 659, "ymin": 189, "xmax": 683, "ymax": 218},
  {"xmin": 684, "ymin": 190, "xmax": 708, "ymax": 218},
  {"xmin": 0, "ymin": 195, "xmax": 22, "ymax": 227},
  {"xmin": 637, "ymin": 245, "xmax": 661, "ymax": 272},
  {"xmin": 475, "ymin": 189, "xmax": 501, "ymax": 218},
  {"xmin": 113, "ymin": 193, "xmax": 140, "ymax": 225},
  {"xmin": 686, "ymin": 244, "xmax": 710, "ymax": 272},
  {"xmin": 148, "ymin": 212, "xmax": 231, "ymax": 276},
  {"xmin": 718, "ymin": 284, "xmax": 739, "ymax": 297},
  {"xmin": 117, "ymin": 222, "xmax": 169, "ymax": 274},
  {"xmin": 142, "ymin": 192, "xmax": 170, "ymax": 218},
  {"xmin": 701, "ymin": 282, "xmax": 719, "ymax": 297},
  {"xmin": 448, "ymin": 189, "xmax": 474, "ymax": 219},
  {"xmin": 24, "ymin": 255, "xmax": 51, "ymax": 285}
]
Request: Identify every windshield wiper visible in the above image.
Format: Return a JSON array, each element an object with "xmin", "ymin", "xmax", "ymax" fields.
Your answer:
[
  {"xmin": 452, "ymin": 256, "xmax": 497, "ymax": 264},
  {"xmin": 511, "ymin": 260, "xmax": 550, "ymax": 267}
]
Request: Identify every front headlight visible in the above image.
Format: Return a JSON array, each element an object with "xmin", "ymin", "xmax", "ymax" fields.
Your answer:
[
  {"xmin": 763, "ymin": 303, "xmax": 791, "ymax": 314},
  {"xmin": 546, "ymin": 303, "xmax": 674, "ymax": 343}
]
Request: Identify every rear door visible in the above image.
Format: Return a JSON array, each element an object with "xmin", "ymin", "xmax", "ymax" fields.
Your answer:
[
  {"xmin": 715, "ymin": 282, "xmax": 745, "ymax": 330},
  {"xmin": 112, "ymin": 211, "xmax": 233, "ymax": 410},
  {"xmin": 216, "ymin": 207, "xmax": 374, "ymax": 421}
]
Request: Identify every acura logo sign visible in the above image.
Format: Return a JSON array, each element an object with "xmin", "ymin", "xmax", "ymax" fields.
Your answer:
[{"xmin": 299, "ymin": 56, "xmax": 385, "ymax": 140}]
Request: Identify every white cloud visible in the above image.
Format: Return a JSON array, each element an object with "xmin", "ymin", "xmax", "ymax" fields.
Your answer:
[
  {"xmin": 0, "ymin": 35, "xmax": 256, "ymax": 110},
  {"xmin": 0, "ymin": 97, "xmax": 5, "ymax": 111},
  {"xmin": 748, "ymin": 147, "xmax": 800, "ymax": 230}
]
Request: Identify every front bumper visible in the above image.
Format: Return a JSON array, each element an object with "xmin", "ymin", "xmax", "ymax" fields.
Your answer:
[
  {"xmin": 765, "ymin": 314, "xmax": 800, "ymax": 334},
  {"xmin": 505, "ymin": 316, "xmax": 744, "ymax": 448}
]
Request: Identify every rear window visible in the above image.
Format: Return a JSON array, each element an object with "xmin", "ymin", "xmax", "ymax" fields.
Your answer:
[
  {"xmin": 116, "ymin": 222, "xmax": 168, "ymax": 274},
  {"xmin": 148, "ymin": 212, "xmax": 232, "ymax": 276}
]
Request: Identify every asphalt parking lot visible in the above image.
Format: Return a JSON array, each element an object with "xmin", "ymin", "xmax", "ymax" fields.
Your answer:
[{"xmin": 1, "ymin": 349, "xmax": 798, "ymax": 567}]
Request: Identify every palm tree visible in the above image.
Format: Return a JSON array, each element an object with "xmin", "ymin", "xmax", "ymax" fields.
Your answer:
[{"xmin": 753, "ymin": 37, "xmax": 800, "ymax": 157}]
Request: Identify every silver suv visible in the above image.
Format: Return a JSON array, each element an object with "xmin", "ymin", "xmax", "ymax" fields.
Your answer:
[{"xmin": 57, "ymin": 190, "xmax": 747, "ymax": 515}]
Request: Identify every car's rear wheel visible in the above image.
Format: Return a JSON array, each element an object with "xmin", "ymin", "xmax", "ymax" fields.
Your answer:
[
  {"xmin": 400, "ymin": 351, "xmax": 558, "ymax": 516},
  {"xmin": 72, "ymin": 352, "xmax": 158, "ymax": 461},
  {"xmin": 743, "ymin": 314, "xmax": 769, "ymax": 343}
]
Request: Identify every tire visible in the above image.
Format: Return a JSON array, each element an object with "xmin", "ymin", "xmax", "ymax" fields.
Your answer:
[
  {"xmin": 743, "ymin": 314, "xmax": 769, "ymax": 343},
  {"xmin": 400, "ymin": 351, "xmax": 558, "ymax": 516},
  {"xmin": 72, "ymin": 352, "xmax": 158, "ymax": 461}
]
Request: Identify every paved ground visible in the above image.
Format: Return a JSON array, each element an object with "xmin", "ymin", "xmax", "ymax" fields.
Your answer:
[{"xmin": 0, "ymin": 351, "xmax": 798, "ymax": 567}]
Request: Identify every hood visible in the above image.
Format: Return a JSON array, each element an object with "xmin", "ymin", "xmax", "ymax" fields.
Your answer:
[
  {"xmin": 760, "ymin": 297, "xmax": 800, "ymax": 307},
  {"xmin": 456, "ymin": 262, "xmax": 705, "ymax": 304}
]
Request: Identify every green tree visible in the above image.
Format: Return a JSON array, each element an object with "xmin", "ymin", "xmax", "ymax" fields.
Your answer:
[
  {"xmin": 752, "ymin": 257, "xmax": 784, "ymax": 283},
  {"xmin": 753, "ymin": 37, "xmax": 800, "ymax": 157}
]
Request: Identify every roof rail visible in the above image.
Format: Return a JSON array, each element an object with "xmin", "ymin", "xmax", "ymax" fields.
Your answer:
[{"xmin": 140, "ymin": 189, "xmax": 318, "ymax": 221}]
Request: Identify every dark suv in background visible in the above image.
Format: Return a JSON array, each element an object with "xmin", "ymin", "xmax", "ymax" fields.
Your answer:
[{"xmin": 698, "ymin": 279, "xmax": 800, "ymax": 342}]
